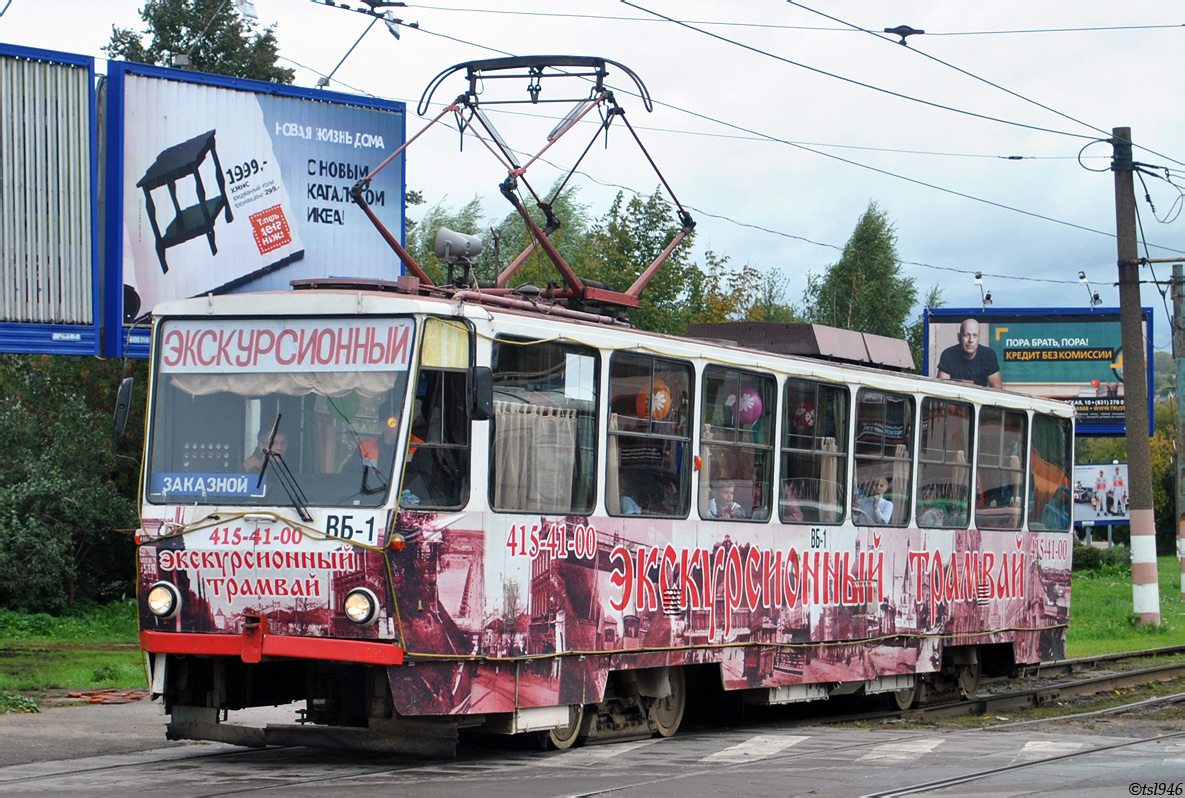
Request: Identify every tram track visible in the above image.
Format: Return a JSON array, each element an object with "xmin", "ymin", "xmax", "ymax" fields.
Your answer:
[
  {"xmin": 772, "ymin": 645, "xmax": 1185, "ymax": 727},
  {"xmin": 862, "ymin": 727, "xmax": 1185, "ymax": 797}
]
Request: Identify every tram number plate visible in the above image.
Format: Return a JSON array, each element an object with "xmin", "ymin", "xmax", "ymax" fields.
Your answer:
[
  {"xmin": 810, "ymin": 528, "xmax": 827, "ymax": 549},
  {"xmin": 324, "ymin": 513, "xmax": 377, "ymax": 545}
]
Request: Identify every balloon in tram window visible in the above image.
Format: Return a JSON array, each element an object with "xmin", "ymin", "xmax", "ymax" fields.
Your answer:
[
  {"xmin": 738, "ymin": 385, "xmax": 763, "ymax": 425},
  {"xmin": 637, "ymin": 378, "xmax": 672, "ymax": 420}
]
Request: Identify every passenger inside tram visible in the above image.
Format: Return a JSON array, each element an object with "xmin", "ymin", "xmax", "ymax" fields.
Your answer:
[
  {"xmin": 780, "ymin": 480, "xmax": 804, "ymax": 523},
  {"xmin": 242, "ymin": 428, "xmax": 287, "ymax": 473},
  {"xmin": 708, "ymin": 481, "xmax": 745, "ymax": 519}
]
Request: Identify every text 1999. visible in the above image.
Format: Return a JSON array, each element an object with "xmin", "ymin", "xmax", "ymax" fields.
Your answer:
[{"xmin": 1129, "ymin": 784, "xmax": 1183, "ymax": 796}]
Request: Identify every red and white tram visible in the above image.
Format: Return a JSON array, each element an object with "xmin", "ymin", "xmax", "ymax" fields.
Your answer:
[{"xmin": 133, "ymin": 57, "xmax": 1074, "ymax": 755}]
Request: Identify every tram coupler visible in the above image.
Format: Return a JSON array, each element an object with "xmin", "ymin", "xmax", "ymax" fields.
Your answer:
[{"xmin": 241, "ymin": 610, "xmax": 268, "ymax": 663}]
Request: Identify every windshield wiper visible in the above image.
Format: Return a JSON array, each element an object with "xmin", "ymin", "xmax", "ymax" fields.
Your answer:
[
  {"xmin": 255, "ymin": 415, "xmax": 283, "ymax": 489},
  {"xmin": 360, "ymin": 462, "xmax": 388, "ymax": 496},
  {"xmin": 256, "ymin": 415, "xmax": 313, "ymax": 522}
]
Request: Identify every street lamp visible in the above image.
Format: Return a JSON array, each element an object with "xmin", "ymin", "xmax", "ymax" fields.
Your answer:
[
  {"xmin": 171, "ymin": 0, "xmax": 260, "ymax": 68},
  {"xmin": 1079, "ymin": 271, "xmax": 1103, "ymax": 309},
  {"xmin": 974, "ymin": 272, "xmax": 992, "ymax": 310}
]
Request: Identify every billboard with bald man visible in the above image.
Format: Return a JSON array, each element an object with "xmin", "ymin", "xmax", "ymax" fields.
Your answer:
[{"xmin": 923, "ymin": 308, "xmax": 1152, "ymax": 436}]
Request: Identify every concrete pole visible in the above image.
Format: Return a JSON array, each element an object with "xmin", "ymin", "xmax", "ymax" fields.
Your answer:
[
  {"xmin": 1175, "ymin": 263, "xmax": 1185, "ymax": 601},
  {"xmin": 1113, "ymin": 127, "xmax": 1160, "ymax": 625}
]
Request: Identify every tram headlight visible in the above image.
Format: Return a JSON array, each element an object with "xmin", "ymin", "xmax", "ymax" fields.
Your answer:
[
  {"xmin": 343, "ymin": 588, "xmax": 380, "ymax": 626},
  {"xmin": 146, "ymin": 582, "xmax": 180, "ymax": 619}
]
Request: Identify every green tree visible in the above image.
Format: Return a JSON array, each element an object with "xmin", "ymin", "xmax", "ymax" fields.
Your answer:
[
  {"xmin": 584, "ymin": 189, "xmax": 699, "ymax": 334},
  {"xmin": 675, "ymin": 251, "xmax": 767, "ymax": 331},
  {"xmin": 1077, "ymin": 397, "xmax": 1179, "ymax": 556},
  {"xmin": 1149, "ymin": 400, "xmax": 1176, "ymax": 555},
  {"xmin": 1152, "ymin": 351, "xmax": 1173, "ymax": 402},
  {"xmin": 104, "ymin": 0, "xmax": 294, "ymax": 83},
  {"xmin": 906, "ymin": 285, "xmax": 944, "ymax": 372},
  {"xmin": 486, "ymin": 185, "xmax": 595, "ymax": 290},
  {"xmin": 802, "ymin": 202, "xmax": 917, "ymax": 340},
  {"xmin": 744, "ymin": 269, "xmax": 802, "ymax": 324},
  {"xmin": 0, "ymin": 357, "xmax": 138, "ymax": 612},
  {"xmin": 405, "ymin": 196, "xmax": 489, "ymax": 285}
]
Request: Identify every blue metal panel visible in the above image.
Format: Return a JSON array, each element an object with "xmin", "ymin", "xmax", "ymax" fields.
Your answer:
[
  {"xmin": 100, "ymin": 61, "xmax": 129, "ymax": 357},
  {"xmin": 0, "ymin": 322, "xmax": 98, "ymax": 355}
]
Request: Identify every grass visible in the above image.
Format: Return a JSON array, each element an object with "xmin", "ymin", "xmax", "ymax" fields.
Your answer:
[
  {"xmin": 0, "ymin": 600, "xmax": 138, "ymax": 643},
  {"xmin": 1066, "ymin": 554, "xmax": 1185, "ymax": 658},
  {"xmin": 0, "ymin": 600, "xmax": 145, "ymax": 707}
]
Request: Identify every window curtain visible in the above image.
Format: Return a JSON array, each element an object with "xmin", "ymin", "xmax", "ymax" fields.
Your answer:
[
  {"xmin": 493, "ymin": 401, "xmax": 577, "ymax": 512},
  {"xmin": 606, "ymin": 414, "xmax": 621, "ymax": 514},
  {"xmin": 892, "ymin": 444, "xmax": 910, "ymax": 525},
  {"xmin": 170, "ymin": 371, "xmax": 396, "ymax": 398},
  {"xmin": 819, "ymin": 437, "xmax": 839, "ymax": 522},
  {"xmin": 699, "ymin": 423, "xmax": 714, "ymax": 516}
]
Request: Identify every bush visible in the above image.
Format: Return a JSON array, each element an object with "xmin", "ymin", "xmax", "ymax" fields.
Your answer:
[
  {"xmin": 0, "ymin": 691, "xmax": 40, "ymax": 714},
  {"xmin": 0, "ymin": 599, "xmax": 137, "ymax": 642},
  {"xmin": 1073, "ymin": 541, "xmax": 1131, "ymax": 573},
  {"xmin": 0, "ymin": 358, "xmax": 138, "ymax": 613}
]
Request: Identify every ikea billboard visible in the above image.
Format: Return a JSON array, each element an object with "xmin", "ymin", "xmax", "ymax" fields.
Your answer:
[
  {"xmin": 924, "ymin": 308, "xmax": 1153, "ymax": 436},
  {"xmin": 104, "ymin": 62, "xmax": 406, "ymax": 357}
]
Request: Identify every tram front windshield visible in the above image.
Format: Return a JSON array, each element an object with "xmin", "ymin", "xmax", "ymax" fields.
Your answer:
[{"xmin": 145, "ymin": 317, "xmax": 414, "ymax": 509}]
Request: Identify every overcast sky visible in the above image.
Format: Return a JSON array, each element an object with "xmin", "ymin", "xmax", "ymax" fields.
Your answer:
[{"xmin": 5, "ymin": 0, "xmax": 1184, "ymax": 349}]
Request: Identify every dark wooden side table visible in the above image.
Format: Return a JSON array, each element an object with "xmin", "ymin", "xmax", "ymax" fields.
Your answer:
[{"xmin": 136, "ymin": 129, "xmax": 233, "ymax": 273}]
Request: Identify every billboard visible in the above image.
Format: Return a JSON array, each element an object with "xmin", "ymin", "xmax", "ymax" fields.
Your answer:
[
  {"xmin": 1073, "ymin": 462, "xmax": 1129, "ymax": 526},
  {"xmin": 924, "ymin": 308, "xmax": 1153, "ymax": 436},
  {"xmin": 0, "ymin": 43, "xmax": 99, "ymax": 355},
  {"xmin": 103, "ymin": 62, "xmax": 406, "ymax": 357}
]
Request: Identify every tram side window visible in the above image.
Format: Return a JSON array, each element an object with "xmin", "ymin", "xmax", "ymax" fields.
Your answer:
[
  {"xmin": 489, "ymin": 337, "xmax": 598, "ymax": 514},
  {"xmin": 699, "ymin": 367, "xmax": 775, "ymax": 521},
  {"xmin": 853, "ymin": 389, "xmax": 913, "ymax": 526},
  {"xmin": 975, "ymin": 406, "xmax": 1027, "ymax": 530},
  {"xmin": 405, "ymin": 319, "xmax": 472, "ymax": 509},
  {"xmin": 1029, "ymin": 413, "xmax": 1072, "ymax": 531},
  {"xmin": 607, "ymin": 353, "xmax": 693, "ymax": 517},
  {"xmin": 917, "ymin": 398, "xmax": 973, "ymax": 529},
  {"xmin": 780, "ymin": 379, "xmax": 848, "ymax": 524}
]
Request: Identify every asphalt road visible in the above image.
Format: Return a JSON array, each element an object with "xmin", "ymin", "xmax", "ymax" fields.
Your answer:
[{"xmin": 3, "ymin": 698, "xmax": 1184, "ymax": 797}]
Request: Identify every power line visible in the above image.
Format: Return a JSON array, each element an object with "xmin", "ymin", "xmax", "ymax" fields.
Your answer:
[
  {"xmin": 410, "ymin": 4, "xmax": 837, "ymax": 30},
  {"xmin": 452, "ymin": 127, "xmax": 1104, "ymax": 288},
  {"xmin": 398, "ymin": 95, "xmax": 1092, "ymax": 161},
  {"xmin": 926, "ymin": 23, "xmax": 1185, "ymax": 36},
  {"xmin": 396, "ymin": 5, "xmax": 1185, "ymax": 38},
  {"xmin": 298, "ymin": 14, "xmax": 1185, "ymax": 273},
  {"xmin": 621, "ymin": 1, "xmax": 1097, "ymax": 142},
  {"xmin": 786, "ymin": 2, "xmax": 1185, "ymax": 170}
]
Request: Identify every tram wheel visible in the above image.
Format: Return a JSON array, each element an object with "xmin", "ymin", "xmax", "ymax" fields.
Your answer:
[
  {"xmin": 957, "ymin": 662, "xmax": 982, "ymax": 700},
  {"xmin": 543, "ymin": 703, "xmax": 584, "ymax": 750},
  {"xmin": 652, "ymin": 667, "xmax": 686, "ymax": 737},
  {"xmin": 891, "ymin": 682, "xmax": 918, "ymax": 711}
]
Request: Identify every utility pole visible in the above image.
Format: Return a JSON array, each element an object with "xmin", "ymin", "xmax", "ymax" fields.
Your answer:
[
  {"xmin": 1112, "ymin": 126, "xmax": 1160, "ymax": 625},
  {"xmin": 1175, "ymin": 263, "xmax": 1185, "ymax": 602}
]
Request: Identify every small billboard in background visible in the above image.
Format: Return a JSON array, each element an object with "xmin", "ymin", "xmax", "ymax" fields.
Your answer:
[
  {"xmin": 1073, "ymin": 462, "xmax": 1129, "ymax": 526},
  {"xmin": 924, "ymin": 308, "xmax": 1153, "ymax": 436},
  {"xmin": 0, "ymin": 43, "xmax": 99, "ymax": 355},
  {"xmin": 104, "ymin": 62, "xmax": 406, "ymax": 357}
]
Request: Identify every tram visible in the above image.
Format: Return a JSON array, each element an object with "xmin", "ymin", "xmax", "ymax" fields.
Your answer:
[{"xmin": 131, "ymin": 57, "xmax": 1074, "ymax": 755}]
